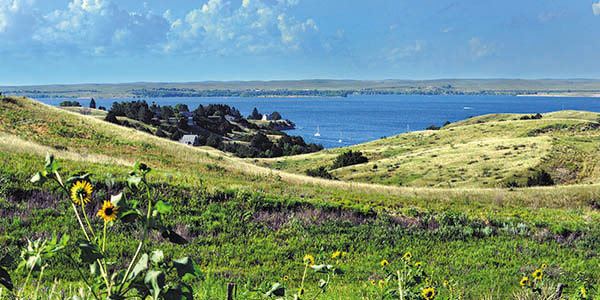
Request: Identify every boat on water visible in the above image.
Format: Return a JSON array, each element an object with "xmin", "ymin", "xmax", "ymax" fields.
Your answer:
[
  {"xmin": 463, "ymin": 106, "xmax": 473, "ymax": 110},
  {"xmin": 314, "ymin": 125, "xmax": 321, "ymax": 137}
]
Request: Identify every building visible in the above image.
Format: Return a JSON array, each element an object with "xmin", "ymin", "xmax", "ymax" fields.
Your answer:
[
  {"xmin": 179, "ymin": 135, "xmax": 200, "ymax": 146},
  {"xmin": 261, "ymin": 113, "xmax": 275, "ymax": 121}
]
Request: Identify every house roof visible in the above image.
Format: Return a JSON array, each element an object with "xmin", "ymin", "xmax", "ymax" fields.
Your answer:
[{"xmin": 179, "ymin": 135, "xmax": 198, "ymax": 144}]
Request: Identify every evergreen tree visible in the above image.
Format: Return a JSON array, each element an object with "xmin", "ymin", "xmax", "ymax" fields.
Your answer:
[
  {"xmin": 248, "ymin": 107, "xmax": 262, "ymax": 120},
  {"xmin": 89, "ymin": 98, "xmax": 96, "ymax": 109}
]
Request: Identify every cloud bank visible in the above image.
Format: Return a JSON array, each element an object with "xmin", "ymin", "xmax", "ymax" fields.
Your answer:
[{"xmin": 0, "ymin": 0, "xmax": 324, "ymax": 57}]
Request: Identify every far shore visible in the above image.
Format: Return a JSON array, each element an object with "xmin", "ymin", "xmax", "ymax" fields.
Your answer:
[{"xmin": 517, "ymin": 93, "xmax": 600, "ymax": 98}]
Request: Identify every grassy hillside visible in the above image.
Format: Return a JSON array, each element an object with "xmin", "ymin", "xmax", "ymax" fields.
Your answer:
[
  {"xmin": 2, "ymin": 96, "xmax": 600, "ymax": 299},
  {"xmin": 259, "ymin": 111, "xmax": 600, "ymax": 189}
]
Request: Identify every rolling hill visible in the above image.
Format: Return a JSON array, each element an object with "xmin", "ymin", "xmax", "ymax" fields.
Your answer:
[{"xmin": 2, "ymin": 96, "xmax": 600, "ymax": 299}]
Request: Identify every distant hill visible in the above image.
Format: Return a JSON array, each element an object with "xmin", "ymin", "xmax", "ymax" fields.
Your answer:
[
  {"xmin": 3, "ymin": 78, "xmax": 600, "ymax": 98},
  {"xmin": 259, "ymin": 110, "xmax": 600, "ymax": 188}
]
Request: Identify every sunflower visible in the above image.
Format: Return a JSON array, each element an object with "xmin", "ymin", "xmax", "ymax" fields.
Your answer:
[
  {"xmin": 443, "ymin": 280, "xmax": 448, "ymax": 287},
  {"xmin": 97, "ymin": 201, "xmax": 118, "ymax": 222},
  {"xmin": 422, "ymin": 287, "xmax": 435, "ymax": 300},
  {"xmin": 70, "ymin": 181, "xmax": 93, "ymax": 206},
  {"xmin": 370, "ymin": 280, "xmax": 376, "ymax": 286},
  {"xmin": 284, "ymin": 275, "xmax": 290, "ymax": 281},
  {"xmin": 332, "ymin": 251, "xmax": 341, "ymax": 259},
  {"xmin": 303, "ymin": 254, "xmax": 315, "ymax": 266},
  {"xmin": 403, "ymin": 251, "xmax": 412, "ymax": 261},
  {"xmin": 378, "ymin": 280, "xmax": 385, "ymax": 289},
  {"xmin": 380, "ymin": 259, "xmax": 389, "ymax": 266},
  {"xmin": 541, "ymin": 264, "xmax": 547, "ymax": 269},
  {"xmin": 532, "ymin": 269, "xmax": 543, "ymax": 280},
  {"xmin": 415, "ymin": 261, "xmax": 423, "ymax": 267},
  {"xmin": 519, "ymin": 277, "xmax": 529, "ymax": 286},
  {"xmin": 581, "ymin": 286, "xmax": 587, "ymax": 299}
]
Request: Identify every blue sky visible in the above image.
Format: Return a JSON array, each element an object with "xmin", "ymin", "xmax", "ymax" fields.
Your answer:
[{"xmin": 1, "ymin": 0, "xmax": 599, "ymax": 84}]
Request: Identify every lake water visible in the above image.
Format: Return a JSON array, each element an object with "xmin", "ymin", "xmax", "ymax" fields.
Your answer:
[{"xmin": 36, "ymin": 95, "xmax": 600, "ymax": 149}]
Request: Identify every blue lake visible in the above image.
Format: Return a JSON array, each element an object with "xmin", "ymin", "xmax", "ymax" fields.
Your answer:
[{"xmin": 36, "ymin": 95, "xmax": 600, "ymax": 149}]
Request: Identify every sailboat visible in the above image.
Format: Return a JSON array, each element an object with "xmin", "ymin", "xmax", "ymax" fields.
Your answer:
[{"xmin": 314, "ymin": 125, "xmax": 321, "ymax": 137}]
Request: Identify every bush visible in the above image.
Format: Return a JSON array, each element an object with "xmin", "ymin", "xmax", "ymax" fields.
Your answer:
[
  {"xmin": 104, "ymin": 111, "xmax": 120, "ymax": 124},
  {"xmin": 527, "ymin": 169, "xmax": 554, "ymax": 186},
  {"xmin": 331, "ymin": 150, "xmax": 368, "ymax": 169},
  {"xmin": 59, "ymin": 100, "xmax": 81, "ymax": 107},
  {"xmin": 426, "ymin": 125, "xmax": 441, "ymax": 130},
  {"xmin": 305, "ymin": 166, "xmax": 333, "ymax": 179}
]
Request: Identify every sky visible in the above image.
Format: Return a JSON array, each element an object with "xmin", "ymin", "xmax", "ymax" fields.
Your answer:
[{"xmin": 1, "ymin": 0, "xmax": 600, "ymax": 85}]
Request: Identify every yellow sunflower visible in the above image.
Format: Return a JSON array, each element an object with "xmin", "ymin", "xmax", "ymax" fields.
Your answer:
[
  {"xmin": 403, "ymin": 251, "xmax": 412, "ymax": 261},
  {"xmin": 370, "ymin": 280, "xmax": 376, "ymax": 286},
  {"xmin": 332, "ymin": 251, "xmax": 341, "ymax": 259},
  {"xmin": 581, "ymin": 286, "xmax": 587, "ymax": 299},
  {"xmin": 415, "ymin": 261, "xmax": 423, "ymax": 267},
  {"xmin": 284, "ymin": 275, "xmax": 290, "ymax": 281},
  {"xmin": 520, "ymin": 277, "xmax": 529, "ymax": 286},
  {"xmin": 303, "ymin": 254, "xmax": 315, "ymax": 266},
  {"xmin": 422, "ymin": 287, "xmax": 435, "ymax": 300},
  {"xmin": 380, "ymin": 259, "xmax": 389, "ymax": 266},
  {"xmin": 541, "ymin": 264, "xmax": 547, "ymax": 269},
  {"xmin": 97, "ymin": 201, "xmax": 118, "ymax": 222},
  {"xmin": 378, "ymin": 280, "xmax": 385, "ymax": 289},
  {"xmin": 443, "ymin": 280, "xmax": 448, "ymax": 287},
  {"xmin": 70, "ymin": 181, "xmax": 93, "ymax": 206},
  {"xmin": 532, "ymin": 269, "xmax": 543, "ymax": 280}
]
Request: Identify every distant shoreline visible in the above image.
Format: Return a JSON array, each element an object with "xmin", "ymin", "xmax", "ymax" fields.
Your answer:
[{"xmin": 517, "ymin": 93, "xmax": 600, "ymax": 98}]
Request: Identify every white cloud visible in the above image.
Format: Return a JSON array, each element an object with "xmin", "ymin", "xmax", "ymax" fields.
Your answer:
[
  {"xmin": 166, "ymin": 0, "xmax": 320, "ymax": 55},
  {"xmin": 389, "ymin": 41, "xmax": 425, "ymax": 60},
  {"xmin": 33, "ymin": 0, "xmax": 169, "ymax": 55},
  {"xmin": 0, "ymin": 0, "xmax": 327, "ymax": 57},
  {"xmin": 593, "ymin": 1, "xmax": 600, "ymax": 16},
  {"xmin": 469, "ymin": 37, "xmax": 494, "ymax": 58}
]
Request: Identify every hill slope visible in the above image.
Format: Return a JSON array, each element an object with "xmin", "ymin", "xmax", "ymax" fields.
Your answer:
[
  {"xmin": 3, "ymin": 96, "xmax": 600, "ymax": 298},
  {"xmin": 259, "ymin": 111, "xmax": 600, "ymax": 188}
]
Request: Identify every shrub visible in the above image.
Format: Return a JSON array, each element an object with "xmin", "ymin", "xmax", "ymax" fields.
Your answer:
[
  {"xmin": 331, "ymin": 150, "xmax": 368, "ymax": 169},
  {"xmin": 305, "ymin": 166, "xmax": 333, "ymax": 179},
  {"xmin": 59, "ymin": 100, "xmax": 81, "ymax": 107},
  {"xmin": 426, "ymin": 125, "xmax": 441, "ymax": 130},
  {"xmin": 527, "ymin": 169, "xmax": 554, "ymax": 187}
]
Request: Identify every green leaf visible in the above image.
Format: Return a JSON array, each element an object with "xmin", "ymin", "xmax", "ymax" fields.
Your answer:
[
  {"xmin": 163, "ymin": 283, "xmax": 193, "ymax": 300},
  {"xmin": 161, "ymin": 229, "xmax": 188, "ymax": 245},
  {"xmin": 319, "ymin": 279, "xmax": 327, "ymax": 289},
  {"xmin": 128, "ymin": 253, "xmax": 148, "ymax": 281},
  {"xmin": 30, "ymin": 172, "xmax": 46, "ymax": 184},
  {"xmin": 172, "ymin": 257, "xmax": 201, "ymax": 280},
  {"xmin": 44, "ymin": 152, "xmax": 58, "ymax": 174},
  {"xmin": 134, "ymin": 162, "xmax": 152, "ymax": 175},
  {"xmin": 127, "ymin": 174, "xmax": 142, "ymax": 189},
  {"xmin": 77, "ymin": 240, "xmax": 103, "ymax": 264},
  {"xmin": 0, "ymin": 266, "xmax": 13, "ymax": 291},
  {"xmin": 120, "ymin": 210, "xmax": 141, "ymax": 223},
  {"xmin": 110, "ymin": 193, "xmax": 124, "ymax": 207},
  {"xmin": 310, "ymin": 264, "xmax": 334, "ymax": 273},
  {"xmin": 150, "ymin": 250, "xmax": 164, "ymax": 264},
  {"xmin": 265, "ymin": 283, "xmax": 285, "ymax": 297},
  {"xmin": 25, "ymin": 254, "xmax": 41, "ymax": 270},
  {"xmin": 154, "ymin": 201, "xmax": 172, "ymax": 214},
  {"xmin": 144, "ymin": 270, "xmax": 165, "ymax": 299},
  {"xmin": 65, "ymin": 173, "xmax": 91, "ymax": 185},
  {"xmin": 89, "ymin": 261, "xmax": 101, "ymax": 277}
]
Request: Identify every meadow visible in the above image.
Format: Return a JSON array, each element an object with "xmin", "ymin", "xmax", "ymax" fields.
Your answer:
[{"xmin": 1, "ymin": 96, "xmax": 600, "ymax": 299}]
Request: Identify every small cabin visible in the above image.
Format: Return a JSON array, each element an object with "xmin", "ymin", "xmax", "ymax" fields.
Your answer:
[{"xmin": 179, "ymin": 135, "xmax": 200, "ymax": 146}]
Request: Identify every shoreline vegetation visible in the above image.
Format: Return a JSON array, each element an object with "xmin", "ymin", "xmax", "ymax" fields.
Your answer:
[{"xmin": 4, "ymin": 78, "xmax": 600, "ymax": 98}]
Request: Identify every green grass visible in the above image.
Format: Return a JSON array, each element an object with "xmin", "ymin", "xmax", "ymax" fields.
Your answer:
[
  {"xmin": 259, "ymin": 111, "xmax": 600, "ymax": 189},
  {"xmin": 2, "ymin": 96, "xmax": 600, "ymax": 299}
]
